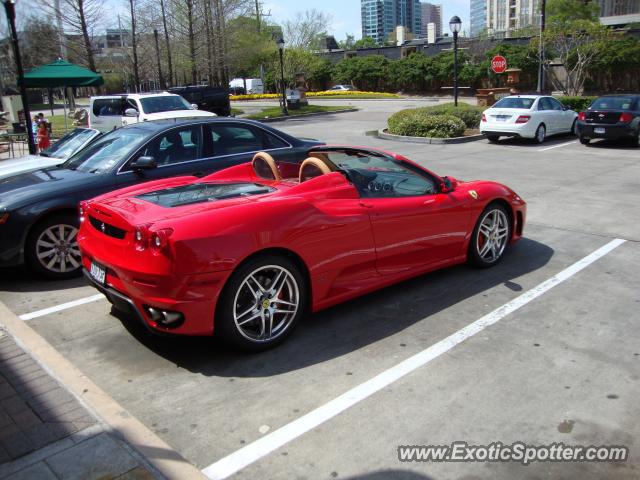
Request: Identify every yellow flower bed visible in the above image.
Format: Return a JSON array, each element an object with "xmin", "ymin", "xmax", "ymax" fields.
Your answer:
[{"xmin": 230, "ymin": 91, "xmax": 399, "ymax": 101}]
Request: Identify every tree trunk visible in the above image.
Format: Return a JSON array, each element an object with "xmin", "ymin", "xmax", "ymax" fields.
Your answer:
[
  {"xmin": 77, "ymin": 0, "xmax": 97, "ymax": 72},
  {"xmin": 128, "ymin": 0, "xmax": 140, "ymax": 90},
  {"xmin": 203, "ymin": 0, "xmax": 215, "ymax": 85},
  {"xmin": 159, "ymin": 0, "xmax": 174, "ymax": 87},
  {"xmin": 186, "ymin": 0, "xmax": 197, "ymax": 85}
]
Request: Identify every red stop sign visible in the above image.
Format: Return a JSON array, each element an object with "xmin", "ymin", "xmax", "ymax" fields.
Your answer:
[{"xmin": 491, "ymin": 55, "xmax": 507, "ymax": 74}]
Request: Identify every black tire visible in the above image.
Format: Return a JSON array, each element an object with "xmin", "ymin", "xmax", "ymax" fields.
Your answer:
[
  {"xmin": 534, "ymin": 124, "xmax": 546, "ymax": 144},
  {"xmin": 25, "ymin": 213, "xmax": 82, "ymax": 279},
  {"xmin": 468, "ymin": 203, "xmax": 512, "ymax": 269},
  {"xmin": 579, "ymin": 137, "xmax": 590, "ymax": 145},
  {"xmin": 487, "ymin": 135, "xmax": 500, "ymax": 143},
  {"xmin": 215, "ymin": 254, "xmax": 308, "ymax": 352}
]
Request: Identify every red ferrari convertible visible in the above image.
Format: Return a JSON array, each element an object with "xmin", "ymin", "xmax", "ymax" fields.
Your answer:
[{"xmin": 78, "ymin": 146, "xmax": 526, "ymax": 350}]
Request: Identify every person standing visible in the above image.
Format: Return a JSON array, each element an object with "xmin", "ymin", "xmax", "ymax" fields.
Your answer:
[{"xmin": 36, "ymin": 121, "xmax": 51, "ymax": 151}]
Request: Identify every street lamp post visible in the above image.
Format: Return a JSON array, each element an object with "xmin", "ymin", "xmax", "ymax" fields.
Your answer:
[
  {"xmin": 449, "ymin": 15, "xmax": 462, "ymax": 107},
  {"xmin": 276, "ymin": 37, "xmax": 288, "ymax": 116},
  {"xmin": 3, "ymin": 0, "xmax": 36, "ymax": 154}
]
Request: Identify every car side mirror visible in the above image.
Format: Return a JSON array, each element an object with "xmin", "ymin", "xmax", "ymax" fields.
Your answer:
[
  {"xmin": 125, "ymin": 108, "xmax": 139, "ymax": 117},
  {"xmin": 441, "ymin": 176, "xmax": 458, "ymax": 193},
  {"xmin": 562, "ymin": 105, "xmax": 568, "ymax": 111},
  {"xmin": 190, "ymin": 104, "xmax": 199, "ymax": 110},
  {"xmin": 130, "ymin": 156, "xmax": 157, "ymax": 171}
]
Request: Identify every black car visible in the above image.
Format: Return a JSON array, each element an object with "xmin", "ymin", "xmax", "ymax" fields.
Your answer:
[
  {"xmin": 577, "ymin": 94, "xmax": 640, "ymax": 146},
  {"xmin": 0, "ymin": 118, "xmax": 322, "ymax": 279},
  {"xmin": 168, "ymin": 86, "xmax": 231, "ymax": 116}
]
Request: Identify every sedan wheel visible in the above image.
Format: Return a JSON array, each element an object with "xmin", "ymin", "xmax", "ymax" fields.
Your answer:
[
  {"xmin": 534, "ymin": 124, "xmax": 546, "ymax": 144},
  {"xmin": 26, "ymin": 214, "xmax": 82, "ymax": 279},
  {"xmin": 217, "ymin": 255, "xmax": 307, "ymax": 351},
  {"xmin": 469, "ymin": 204, "xmax": 511, "ymax": 268}
]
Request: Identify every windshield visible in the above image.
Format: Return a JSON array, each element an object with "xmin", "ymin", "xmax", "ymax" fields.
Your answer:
[
  {"xmin": 62, "ymin": 128, "xmax": 148, "ymax": 173},
  {"xmin": 590, "ymin": 96, "xmax": 636, "ymax": 111},
  {"xmin": 41, "ymin": 129, "xmax": 99, "ymax": 159},
  {"xmin": 493, "ymin": 97, "xmax": 535, "ymax": 109},
  {"xmin": 139, "ymin": 96, "xmax": 193, "ymax": 114}
]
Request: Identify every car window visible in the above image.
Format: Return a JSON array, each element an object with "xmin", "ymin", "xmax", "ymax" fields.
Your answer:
[
  {"xmin": 139, "ymin": 95, "xmax": 192, "ymax": 114},
  {"xmin": 538, "ymin": 98, "xmax": 553, "ymax": 111},
  {"xmin": 590, "ymin": 96, "xmax": 636, "ymax": 111},
  {"xmin": 92, "ymin": 98, "xmax": 124, "ymax": 117},
  {"xmin": 549, "ymin": 98, "xmax": 564, "ymax": 111},
  {"xmin": 132, "ymin": 126, "xmax": 203, "ymax": 167},
  {"xmin": 63, "ymin": 128, "xmax": 148, "ymax": 173},
  {"xmin": 321, "ymin": 150, "xmax": 438, "ymax": 198},
  {"xmin": 262, "ymin": 130, "xmax": 289, "ymax": 149},
  {"xmin": 493, "ymin": 97, "xmax": 535, "ymax": 109},
  {"xmin": 41, "ymin": 129, "xmax": 99, "ymax": 159},
  {"xmin": 210, "ymin": 125, "xmax": 265, "ymax": 156}
]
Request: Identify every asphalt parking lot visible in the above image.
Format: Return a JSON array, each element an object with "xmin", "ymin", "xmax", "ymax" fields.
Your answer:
[{"xmin": 1, "ymin": 102, "xmax": 639, "ymax": 479}]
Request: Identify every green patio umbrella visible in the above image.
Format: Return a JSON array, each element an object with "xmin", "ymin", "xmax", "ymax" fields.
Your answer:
[{"xmin": 24, "ymin": 59, "xmax": 104, "ymax": 88}]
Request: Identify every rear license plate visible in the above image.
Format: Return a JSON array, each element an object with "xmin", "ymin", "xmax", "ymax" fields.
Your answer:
[
  {"xmin": 594, "ymin": 127, "xmax": 606, "ymax": 134},
  {"xmin": 90, "ymin": 261, "xmax": 106, "ymax": 285},
  {"xmin": 494, "ymin": 116, "xmax": 509, "ymax": 122}
]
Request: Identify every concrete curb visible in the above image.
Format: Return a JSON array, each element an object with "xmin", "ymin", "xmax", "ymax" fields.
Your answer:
[
  {"xmin": 0, "ymin": 301, "xmax": 207, "ymax": 480},
  {"xmin": 251, "ymin": 108, "xmax": 359, "ymax": 123},
  {"xmin": 376, "ymin": 129, "xmax": 486, "ymax": 144}
]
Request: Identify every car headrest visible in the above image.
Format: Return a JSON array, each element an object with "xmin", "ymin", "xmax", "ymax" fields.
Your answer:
[
  {"xmin": 299, "ymin": 157, "xmax": 332, "ymax": 183},
  {"xmin": 252, "ymin": 151, "xmax": 282, "ymax": 181}
]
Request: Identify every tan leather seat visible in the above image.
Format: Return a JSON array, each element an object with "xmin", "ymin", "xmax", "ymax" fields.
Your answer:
[
  {"xmin": 298, "ymin": 157, "xmax": 333, "ymax": 183},
  {"xmin": 252, "ymin": 152, "xmax": 281, "ymax": 181}
]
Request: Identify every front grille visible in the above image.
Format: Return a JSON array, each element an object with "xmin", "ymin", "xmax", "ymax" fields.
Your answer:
[{"xmin": 89, "ymin": 215, "xmax": 126, "ymax": 239}]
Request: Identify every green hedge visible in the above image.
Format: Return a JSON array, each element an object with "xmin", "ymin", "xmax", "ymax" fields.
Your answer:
[
  {"xmin": 388, "ymin": 102, "xmax": 484, "ymax": 130},
  {"xmin": 388, "ymin": 112, "xmax": 466, "ymax": 138},
  {"xmin": 556, "ymin": 96, "xmax": 597, "ymax": 112}
]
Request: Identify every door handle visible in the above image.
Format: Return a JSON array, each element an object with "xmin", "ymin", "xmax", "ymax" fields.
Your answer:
[{"xmin": 359, "ymin": 201, "xmax": 373, "ymax": 209}]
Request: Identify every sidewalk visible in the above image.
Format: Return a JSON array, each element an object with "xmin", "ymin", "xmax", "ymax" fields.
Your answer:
[{"xmin": 0, "ymin": 330, "xmax": 158, "ymax": 480}]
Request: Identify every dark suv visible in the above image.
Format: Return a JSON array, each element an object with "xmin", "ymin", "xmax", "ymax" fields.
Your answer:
[
  {"xmin": 168, "ymin": 86, "xmax": 231, "ymax": 116},
  {"xmin": 576, "ymin": 95, "xmax": 640, "ymax": 146}
]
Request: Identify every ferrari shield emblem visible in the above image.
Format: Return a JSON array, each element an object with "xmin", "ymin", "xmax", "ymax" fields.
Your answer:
[{"xmin": 469, "ymin": 190, "xmax": 478, "ymax": 200}]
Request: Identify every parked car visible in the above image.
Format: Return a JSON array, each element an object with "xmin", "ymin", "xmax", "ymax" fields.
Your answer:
[
  {"xmin": 0, "ymin": 119, "xmax": 322, "ymax": 278},
  {"xmin": 0, "ymin": 128, "xmax": 101, "ymax": 180},
  {"xmin": 480, "ymin": 95, "xmax": 578, "ymax": 144},
  {"xmin": 78, "ymin": 146, "xmax": 526, "ymax": 350},
  {"xmin": 576, "ymin": 94, "xmax": 640, "ymax": 146},
  {"xmin": 89, "ymin": 93, "xmax": 216, "ymax": 132},
  {"xmin": 229, "ymin": 78, "xmax": 263, "ymax": 94},
  {"xmin": 167, "ymin": 85, "xmax": 231, "ymax": 116},
  {"xmin": 329, "ymin": 85, "xmax": 357, "ymax": 91}
]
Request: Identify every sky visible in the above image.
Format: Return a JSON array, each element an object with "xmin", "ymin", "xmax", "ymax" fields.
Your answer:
[{"xmin": 264, "ymin": 0, "xmax": 471, "ymax": 41}]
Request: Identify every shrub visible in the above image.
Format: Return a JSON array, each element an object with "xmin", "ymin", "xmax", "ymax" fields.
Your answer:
[
  {"xmin": 388, "ymin": 112, "xmax": 465, "ymax": 138},
  {"xmin": 556, "ymin": 96, "xmax": 597, "ymax": 112},
  {"xmin": 388, "ymin": 102, "xmax": 483, "ymax": 130}
]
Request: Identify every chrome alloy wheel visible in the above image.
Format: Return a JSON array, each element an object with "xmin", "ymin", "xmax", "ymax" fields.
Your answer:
[
  {"xmin": 476, "ymin": 209, "xmax": 509, "ymax": 263},
  {"xmin": 35, "ymin": 224, "xmax": 81, "ymax": 273},
  {"xmin": 232, "ymin": 265, "xmax": 300, "ymax": 342}
]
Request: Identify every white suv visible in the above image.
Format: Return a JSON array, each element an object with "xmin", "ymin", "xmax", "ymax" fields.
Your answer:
[{"xmin": 89, "ymin": 92, "xmax": 216, "ymax": 132}]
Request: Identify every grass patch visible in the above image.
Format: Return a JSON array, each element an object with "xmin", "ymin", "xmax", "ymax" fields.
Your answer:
[
  {"xmin": 246, "ymin": 104, "xmax": 353, "ymax": 120},
  {"xmin": 230, "ymin": 108, "xmax": 244, "ymax": 116}
]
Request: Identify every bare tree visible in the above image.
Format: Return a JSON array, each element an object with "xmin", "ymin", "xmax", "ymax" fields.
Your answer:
[
  {"xmin": 128, "ymin": 0, "xmax": 141, "ymax": 89},
  {"xmin": 159, "ymin": 0, "xmax": 174, "ymax": 85},
  {"xmin": 49, "ymin": 0, "xmax": 102, "ymax": 71},
  {"xmin": 283, "ymin": 9, "xmax": 332, "ymax": 50}
]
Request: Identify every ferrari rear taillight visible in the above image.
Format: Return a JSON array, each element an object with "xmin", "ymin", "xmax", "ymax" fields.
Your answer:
[
  {"xmin": 79, "ymin": 201, "xmax": 88, "ymax": 223},
  {"xmin": 481, "ymin": 114, "xmax": 487, "ymax": 122},
  {"xmin": 578, "ymin": 112, "xmax": 586, "ymax": 121},
  {"xmin": 515, "ymin": 115, "xmax": 530, "ymax": 124},
  {"xmin": 134, "ymin": 224, "xmax": 150, "ymax": 251},
  {"xmin": 619, "ymin": 112, "xmax": 633, "ymax": 123},
  {"xmin": 150, "ymin": 228, "xmax": 173, "ymax": 253}
]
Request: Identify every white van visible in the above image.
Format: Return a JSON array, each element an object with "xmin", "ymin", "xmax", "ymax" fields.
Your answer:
[
  {"xmin": 229, "ymin": 78, "xmax": 264, "ymax": 95},
  {"xmin": 89, "ymin": 92, "xmax": 216, "ymax": 132}
]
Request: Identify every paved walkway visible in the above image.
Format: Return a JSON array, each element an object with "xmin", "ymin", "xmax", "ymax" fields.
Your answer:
[{"xmin": 0, "ymin": 330, "xmax": 158, "ymax": 480}]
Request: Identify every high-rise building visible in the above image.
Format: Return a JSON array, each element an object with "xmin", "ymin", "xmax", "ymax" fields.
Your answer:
[
  {"xmin": 361, "ymin": 0, "xmax": 422, "ymax": 44},
  {"xmin": 486, "ymin": 0, "xmax": 540, "ymax": 36},
  {"xmin": 470, "ymin": 0, "xmax": 487, "ymax": 37},
  {"xmin": 599, "ymin": 0, "xmax": 640, "ymax": 17},
  {"xmin": 421, "ymin": 2, "xmax": 442, "ymax": 37}
]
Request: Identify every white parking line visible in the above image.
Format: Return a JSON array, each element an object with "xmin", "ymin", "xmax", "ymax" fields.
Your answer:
[
  {"xmin": 538, "ymin": 140, "xmax": 577, "ymax": 152},
  {"xmin": 19, "ymin": 294, "xmax": 105, "ymax": 321},
  {"xmin": 201, "ymin": 238, "xmax": 626, "ymax": 480}
]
